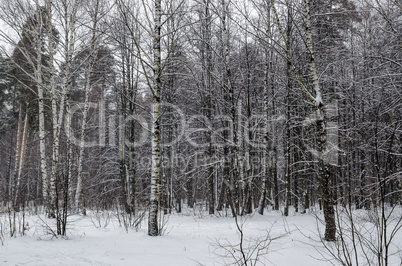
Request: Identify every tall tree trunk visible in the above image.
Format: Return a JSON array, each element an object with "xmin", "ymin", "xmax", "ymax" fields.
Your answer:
[
  {"xmin": 148, "ymin": 0, "xmax": 161, "ymax": 236},
  {"xmin": 242, "ymin": 38, "xmax": 253, "ymax": 215},
  {"xmin": 12, "ymin": 103, "xmax": 23, "ymax": 205},
  {"xmin": 258, "ymin": 3, "xmax": 272, "ymax": 215},
  {"xmin": 284, "ymin": 3, "xmax": 292, "ymax": 217},
  {"xmin": 119, "ymin": 50, "xmax": 130, "ymax": 214},
  {"xmin": 66, "ymin": 98, "xmax": 73, "ymax": 209},
  {"xmin": 74, "ymin": 67, "xmax": 91, "ymax": 213},
  {"xmin": 258, "ymin": 43, "xmax": 271, "ymax": 215},
  {"xmin": 222, "ymin": 0, "xmax": 239, "ymax": 215},
  {"xmin": 36, "ymin": 21, "xmax": 48, "ymax": 208},
  {"xmin": 271, "ymin": 0, "xmax": 336, "ymax": 240},
  {"xmin": 14, "ymin": 106, "xmax": 29, "ymax": 209},
  {"xmin": 203, "ymin": 0, "xmax": 215, "ymax": 215},
  {"xmin": 128, "ymin": 78, "xmax": 137, "ymax": 215},
  {"xmin": 47, "ymin": 0, "xmax": 61, "ymax": 219},
  {"xmin": 270, "ymin": 40, "xmax": 278, "ymax": 213},
  {"xmin": 305, "ymin": 0, "xmax": 336, "ymax": 241},
  {"xmin": 62, "ymin": 0, "xmax": 78, "ymax": 213}
]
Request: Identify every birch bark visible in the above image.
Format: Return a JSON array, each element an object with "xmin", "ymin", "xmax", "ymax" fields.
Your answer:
[
  {"xmin": 204, "ymin": 0, "xmax": 215, "ymax": 215},
  {"xmin": 35, "ymin": 12, "xmax": 49, "ymax": 206},
  {"xmin": 148, "ymin": 0, "xmax": 162, "ymax": 236},
  {"xmin": 12, "ymin": 103, "xmax": 23, "ymax": 204},
  {"xmin": 305, "ymin": 0, "xmax": 335, "ymax": 241},
  {"xmin": 270, "ymin": 0, "xmax": 336, "ymax": 240},
  {"xmin": 258, "ymin": 5, "xmax": 272, "ymax": 214},
  {"xmin": 14, "ymin": 107, "xmax": 28, "ymax": 208},
  {"xmin": 222, "ymin": 0, "xmax": 239, "ymax": 215},
  {"xmin": 46, "ymin": 0, "xmax": 60, "ymax": 218},
  {"xmin": 258, "ymin": 48, "xmax": 270, "ymax": 215}
]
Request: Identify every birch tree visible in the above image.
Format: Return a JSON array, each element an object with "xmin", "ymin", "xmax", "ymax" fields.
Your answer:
[
  {"xmin": 13, "ymin": 103, "xmax": 29, "ymax": 209},
  {"xmin": 269, "ymin": 0, "xmax": 336, "ymax": 240},
  {"xmin": 203, "ymin": 0, "xmax": 216, "ymax": 215},
  {"xmin": 148, "ymin": 0, "xmax": 162, "ymax": 236},
  {"xmin": 256, "ymin": 0, "xmax": 273, "ymax": 215},
  {"xmin": 114, "ymin": 0, "xmax": 165, "ymax": 236}
]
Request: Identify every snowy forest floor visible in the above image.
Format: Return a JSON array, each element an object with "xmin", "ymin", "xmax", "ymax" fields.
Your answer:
[{"xmin": 1, "ymin": 206, "xmax": 401, "ymax": 265}]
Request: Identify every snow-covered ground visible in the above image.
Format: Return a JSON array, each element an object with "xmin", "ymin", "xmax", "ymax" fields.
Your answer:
[{"xmin": 1, "ymin": 207, "xmax": 401, "ymax": 265}]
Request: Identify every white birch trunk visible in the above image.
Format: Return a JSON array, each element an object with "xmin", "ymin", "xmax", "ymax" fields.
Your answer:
[
  {"xmin": 36, "ymin": 19, "xmax": 48, "ymax": 205},
  {"xmin": 270, "ymin": 0, "xmax": 336, "ymax": 239},
  {"xmin": 46, "ymin": 0, "xmax": 59, "ymax": 217},
  {"xmin": 148, "ymin": 0, "xmax": 161, "ymax": 236},
  {"xmin": 74, "ymin": 69, "xmax": 91, "ymax": 213},
  {"xmin": 221, "ymin": 0, "xmax": 239, "ymax": 215},
  {"xmin": 305, "ymin": 0, "xmax": 335, "ymax": 241},
  {"xmin": 14, "ymin": 109, "xmax": 29, "ymax": 207},
  {"xmin": 66, "ymin": 97, "xmax": 73, "ymax": 202},
  {"xmin": 258, "ymin": 47, "xmax": 270, "ymax": 215},
  {"xmin": 258, "ymin": 5, "xmax": 272, "ymax": 214},
  {"xmin": 12, "ymin": 104, "xmax": 23, "ymax": 205},
  {"xmin": 13, "ymin": 104, "xmax": 23, "ymax": 184},
  {"xmin": 305, "ymin": 1, "xmax": 322, "ymax": 106},
  {"xmin": 59, "ymin": 0, "xmax": 78, "ymax": 210}
]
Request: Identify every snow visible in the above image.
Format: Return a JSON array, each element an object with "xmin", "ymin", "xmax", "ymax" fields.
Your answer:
[{"xmin": 0, "ymin": 208, "xmax": 400, "ymax": 265}]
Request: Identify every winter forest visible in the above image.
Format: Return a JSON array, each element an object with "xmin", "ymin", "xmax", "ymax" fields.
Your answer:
[{"xmin": 0, "ymin": 0, "xmax": 400, "ymax": 265}]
